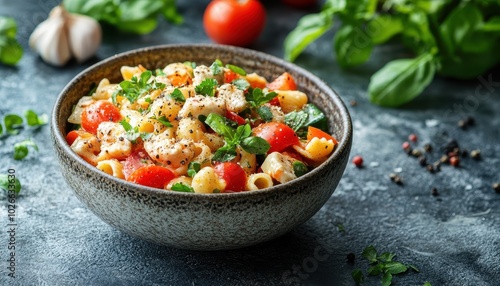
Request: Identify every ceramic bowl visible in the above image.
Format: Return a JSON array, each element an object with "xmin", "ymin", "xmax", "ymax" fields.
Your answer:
[{"xmin": 51, "ymin": 44, "xmax": 352, "ymax": 250}]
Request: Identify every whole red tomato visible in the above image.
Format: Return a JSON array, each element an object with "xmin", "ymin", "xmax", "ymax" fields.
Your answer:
[{"xmin": 203, "ymin": 0, "xmax": 266, "ymax": 47}]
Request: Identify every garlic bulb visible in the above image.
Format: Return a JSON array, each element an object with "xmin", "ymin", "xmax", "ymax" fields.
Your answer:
[{"xmin": 29, "ymin": 6, "xmax": 101, "ymax": 66}]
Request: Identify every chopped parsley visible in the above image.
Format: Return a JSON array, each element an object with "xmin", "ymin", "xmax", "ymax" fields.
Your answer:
[
  {"xmin": 245, "ymin": 88, "xmax": 277, "ymax": 108},
  {"xmin": 169, "ymin": 88, "xmax": 186, "ymax": 102},
  {"xmin": 113, "ymin": 70, "xmax": 166, "ymax": 104},
  {"xmin": 170, "ymin": 182, "xmax": 195, "ymax": 193},
  {"xmin": 119, "ymin": 120, "xmax": 152, "ymax": 142},
  {"xmin": 195, "ymin": 78, "xmax": 218, "ymax": 97}
]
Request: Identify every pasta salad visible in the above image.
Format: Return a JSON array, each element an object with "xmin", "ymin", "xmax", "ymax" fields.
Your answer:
[{"xmin": 66, "ymin": 60, "xmax": 338, "ymax": 193}]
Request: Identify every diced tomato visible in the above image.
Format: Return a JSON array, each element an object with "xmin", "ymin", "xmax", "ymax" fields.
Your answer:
[
  {"xmin": 81, "ymin": 100, "xmax": 121, "ymax": 135},
  {"xmin": 214, "ymin": 162, "xmax": 247, "ymax": 192},
  {"xmin": 224, "ymin": 70, "xmax": 239, "ymax": 83},
  {"xmin": 225, "ymin": 110, "xmax": 246, "ymax": 125},
  {"xmin": 253, "ymin": 122, "xmax": 300, "ymax": 153},
  {"xmin": 66, "ymin": 130, "xmax": 82, "ymax": 145},
  {"xmin": 307, "ymin": 126, "xmax": 338, "ymax": 145},
  {"xmin": 282, "ymin": 147, "xmax": 304, "ymax": 162},
  {"xmin": 122, "ymin": 150, "xmax": 153, "ymax": 179},
  {"xmin": 266, "ymin": 72, "xmax": 297, "ymax": 91},
  {"xmin": 269, "ymin": 96, "xmax": 280, "ymax": 106},
  {"xmin": 127, "ymin": 165, "xmax": 176, "ymax": 189}
]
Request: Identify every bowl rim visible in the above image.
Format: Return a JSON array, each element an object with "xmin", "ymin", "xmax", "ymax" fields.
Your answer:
[{"xmin": 51, "ymin": 43, "xmax": 352, "ymax": 201}]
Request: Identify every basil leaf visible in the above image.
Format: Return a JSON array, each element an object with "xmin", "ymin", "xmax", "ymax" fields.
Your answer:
[
  {"xmin": 257, "ymin": 105, "xmax": 273, "ymax": 122},
  {"xmin": 334, "ymin": 24, "xmax": 374, "ymax": 68},
  {"xmin": 0, "ymin": 174, "xmax": 21, "ymax": 194},
  {"xmin": 367, "ymin": 14, "xmax": 403, "ymax": 45},
  {"xmin": 284, "ymin": 11, "xmax": 334, "ymax": 62},
  {"xmin": 440, "ymin": 3, "xmax": 483, "ymax": 55},
  {"xmin": 293, "ymin": 161, "xmax": 308, "ymax": 177},
  {"xmin": 368, "ymin": 53, "xmax": 436, "ymax": 107},
  {"xmin": 162, "ymin": 0, "xmax": 184, "ymax": 24},
  {"xmin": 240, "ymin": 136, "xmax": 270, "ymax": 155},
  {"xmin": 246, "ymin": 88, "xmax": 277, "ymax": 107},
  {"xmin": 285, "ymin": 109, "xmax": 308, "ymax": 132},
  {"xmin": 4, "ymin": 114, "xmax": 23, "ymax": 135},
  {"xmin": 170, "ymin": 183, "xmax": 194, "ymax": 193},
  {"xmin": 378, "ymin": 252, "xmax": 396, "ymax": 263},
  {"xmin": 0, "ymin": 17, "xmax": 17, "ymax": 38},
  {"xmin": 0, "ymin": 123, "xmax": 3, "ymax": 135},
  {"xmin": 119, "ymin": 0, "xmax": 164, "ymax": 22},
  {"xmin": 187, "ymin": 162, "xmax": 201, "ymax": 178},
  {"xmin": 367, "ymin": 263, "xmax": 384, "ymax": 276},
  {"xmin": 13, "ymin": 139, "xmax": 38, "ymax": 160},
  {"xmin": 212, "ymin": 146, "xmax": 237, "ymax": 162},
  {"xmin": 482, "ymin": 16, "xmax": 500, "ymax": 32},
  {"xmin": 232, "ymin": 78, "xmax": 250, "ymax": 90},
  {"xmin": 205, "ymin": 113, "xmax": 235, "ymax": 140}
]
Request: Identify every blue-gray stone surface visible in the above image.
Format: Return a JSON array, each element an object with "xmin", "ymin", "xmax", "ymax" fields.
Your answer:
[{"xmin": 0, "ymin": 0, "xmax": 499, "ymax": 285}]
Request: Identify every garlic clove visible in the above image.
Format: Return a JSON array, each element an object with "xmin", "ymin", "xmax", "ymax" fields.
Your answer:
[
  {"xmin": 66, "ymin": 13, "xmax": 102, "ymax": 63},
  {"xmin": 29, "ymin": 6, "xmax": 71, "ymax": 66}
]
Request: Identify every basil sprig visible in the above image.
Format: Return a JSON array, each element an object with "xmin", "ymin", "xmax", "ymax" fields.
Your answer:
[
  {"xmin": 284, "ymin": 0, "xmax": 500, "ymax": 107},
  {"xmin": 0, "ymin": 17, "xmax": 23, "ymax": 65},
  {"xmin": 204, "ymin": 113, "xmax": 270, "ymax": 162}
]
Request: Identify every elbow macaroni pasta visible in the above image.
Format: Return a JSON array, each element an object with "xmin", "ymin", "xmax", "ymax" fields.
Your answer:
[{"xmin": 66, "ymin": 60, "xmax": 337, "ymax": 193}]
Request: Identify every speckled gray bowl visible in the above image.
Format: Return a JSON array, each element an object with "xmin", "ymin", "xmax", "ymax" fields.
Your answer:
[{"xmin": 51, "ymin": 44, "xmax": 352, "ymax": 250}]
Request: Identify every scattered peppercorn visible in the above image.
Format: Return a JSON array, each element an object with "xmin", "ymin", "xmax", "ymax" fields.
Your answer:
[
  {"xmin": 352, "ymin": 155, "xmax": 363, "ymax": 168},
  {"xmin": 347, "ymin": 252, "xmax": 356, "ymax": 263},
  {"xmin": 449, "ymin": 156, "xmax": 460, "ymax": 167},
  {"xmin": 349, "ymin": 99, "xmax": 357, "ymax": 107},
  {"xmin": 418, "ymin": 156, "xmax": 427, "ymax": 167},
  {"xmin": 431, "ymin": 187, "xmax": 439, "ymax": 196},
  {"xmin": 493, "ymin": 183, "xmax": 500, "ymax": 194},
  {"xmin": 402, "ymin": 141, "xmax": 411, "ymax": 151},
  {"xmin": 461, "ymin": 149, "xmax": 468, "ymax": 157},
  {"xmin": 442, "ymin": 139, "xmax": 459, "ymax": 154},
  {"xmin": 470, "ymin": 149, "xmax": 481, "ymax": 160},
  {"xmin": 408, "ymin": 134, "xmax": 418, "ymax": 142},
  {"xmin": 389, "ymin": 173, "xmax": 403, "ymax": 185},
  {"xmin": 426, "ymin": 164, "xmax": 435, "ymax": 173},
  {"xmin": 423, "ymin": 143, "xmax": 433, "ymax": 152},
  {"xmin": 458, "ymin": 116, "xmax": 476, "ymax": 129},
  {"xmin": 411, "ymin": 149, "xmax": 423, "ymax": 157},
  {"xmin": 440, "ymin": 155, "xmax": 449, "ymax": 164}
]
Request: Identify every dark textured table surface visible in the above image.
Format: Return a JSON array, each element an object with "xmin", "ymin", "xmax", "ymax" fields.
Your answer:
[{"xmin": 1, "ymin": 1, "xmax": 499, "ymax": 285}]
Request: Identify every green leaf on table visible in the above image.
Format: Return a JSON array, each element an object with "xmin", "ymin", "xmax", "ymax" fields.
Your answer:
[
  {"xmin": 384, "ymin": 261, "xmax": 408, "ymax": 275},
  {"xmin": 0, "ymin": 174, "xmax": 21, "ymax": 194},
  {"xmin": 367, "ymin": 14, "xmax": 403, "ymax": 45},
  {"xmin": 368, "ymin": 263, "xmax": 384, "ymax": 276},
  {"xmin": 439, "ymin": 3, "xmax": 483, "ymax": 55},
  {"xmin": 4, "ymin": 114, "xmax": 23, "ymax": 135},
  {"xmin": 351, "ymin": 269, "xmax": 364, "ymax": 285},
  {"xmin": 361, "ymin": 245, "xmax": 378, "ymax": 263},
  {"xmin": 334, "ymin": 24, "xmax": 373, "ymax": 68},
  {"xmin": 162, "ymin": 0, "xmax": 184, "ymax": 24},
  {"xmin": 381, "ymin": 272, "xmax": 393, "ymax": 286},
  {"xmin": 378, "ymin": 252, "xmax": 396, "ymax": 262},
  {"xmin": 423, "ymin": 282, "xmax": 432, "ymax": 286},
  {"xmin": 0, "ymin": 17, "xmax": 23, "ymax": 66},
  {"xmin": 284, "ymin": 11, "xmax": 334, "ymax": 62},
  {"xmin": 25, "ymin": 110, "xmax": 48, "ymax": 127},
  {"xmin": 368, "ymin": 52, "xmax": 436, "ymax": 107},
  {"xmin": 13, "ymin": 139, "xmax": 38, "ymax": 160}
]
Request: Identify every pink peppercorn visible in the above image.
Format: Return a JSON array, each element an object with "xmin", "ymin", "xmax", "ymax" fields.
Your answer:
[
  {"xmin": 352, "ymin": 155, "xmax": 363, "ymax": 168},
  {"xmin": 402, "ymin": 141, "xmax": 411, "ymax": 150},
  {"xmin": 408, "ymin": 134, "xmax": 418, "ymax": 142}
]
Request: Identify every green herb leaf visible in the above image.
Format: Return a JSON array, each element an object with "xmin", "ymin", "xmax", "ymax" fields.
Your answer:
[
  {"xmin": 368, "ymin": 263, "xmax": 384, "ymax": 276},
  {"xmin": 384, "ymin": 261, "xmax": 408, "ymax": 275},
  {"xmin": 378, "ymin": 252, "xmax": 396, "ymax": 263},
  {"xmin": 212, "ymin": 145, "xmax": 238, "ymax": 162},
  {"xmin": 246, "ymin": 88, "xmax": 277, "ymax": 108},
  {"xmin": 0, "ymin": 17, "xmax": 23, "ymax": 65},
  {"xmin": 381, "ymin": 272, "xmax": 393, "ymax": 286},
  {"xmin": 13, "ymin": 139, "xmax": 38, "ymax": 160},
  {"xmin": 368, "ymin": 52, "xmax": 436, "ymax": 107},
  {"xmin": 368, "ymin": 14, "xmax": 403, "ymax": 45},
  {"xmin": 482, "ymin": 16, "xmax": 500, "ymax": 32},
  {"xmin": 284, "ymin": 11, "xmax": 334, "ymax": 62},
  {"xmin": 210, "ymin": 59, "xmax": 224, "ymax": 75},
  {"xmin": 170, "ymin": 182, "xmax": 195, "ymax": 193},
  {"xmin": 153, "ymin": 115, "xmax": 173, "ymax": 127},
  {"xmin": 351, "ymin": 269, "xmax": 364, "ymax": 285},
  {"xmin": 187, "ymin": 162, "xmax": 201, "ymax": 178},
  {"xmin": 292, "ymin": 161, "xmax": 309, "ymax": 177},
  {"xmin": 257, "ymin": 105, "xmax": 273, "ymax": 122},
  {"xmin": 334, "ymin": 24, "xmax": 374, "ymax": 68},
  {"xmin": 205, "ymin": 113, "xmax": 235, "ymax": 140},
  {"xmin": 4, "ymin": 114, "xmax": 23, "ymax": 135},
  {"xmin": 0, "ymin": 174, "xmax": 21, "ymax": 193},
  {"xmin": 169, "ymin": 88, "xmax": 186, "ymax": 102},
  {"xmin": 285, "ymin": 103, "xmax": 328, "ymax": 136},
  {"xmin": 423, "ymin": 282, "xmax": 432, "ymax": 286},
  {"xmin": 24, "ymin": 110, "xmax": 48, "ymax": 127},
  {"xmin": 240, "ymin": 136, "xmax": 270, "ymax": 155},
  {"xmin": 195, "ymin": 78, "xmax": 218, "ymax": 97},
  {"xmin": 116, "ymin": 70, "xmax": 161, "ymax": 103},
  {"xmin": 361, "ymin": 245, "xmax": 378, "ymax": 264},
  {"xmin": 226, "ymin": 64, "xmax": 246, "ymax": 76}
]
